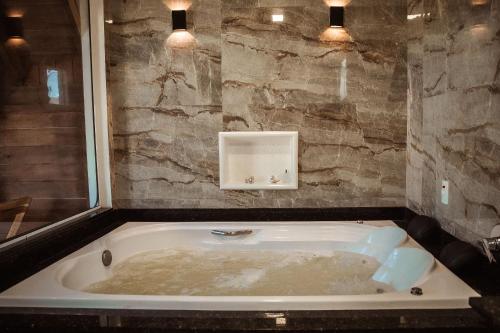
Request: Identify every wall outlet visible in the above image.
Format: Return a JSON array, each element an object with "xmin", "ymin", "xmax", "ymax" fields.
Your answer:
[{"xmin": 441, "ymin": 180, "xmax": 449, "ymax": 205}]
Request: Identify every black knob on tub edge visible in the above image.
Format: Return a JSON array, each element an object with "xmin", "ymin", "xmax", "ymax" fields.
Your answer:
[{"xmin": 407, "ymin": 215, "xmax": 441, "ymax": 243}]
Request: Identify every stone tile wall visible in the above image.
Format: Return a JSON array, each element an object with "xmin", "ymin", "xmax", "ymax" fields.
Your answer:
[
  {"xmin": 407, "ymin": 0, "xmax": 500, "ymax": 242},
  {"xmin": 105, "ymin": 0, "xmax": 407, "ymax": 208}
]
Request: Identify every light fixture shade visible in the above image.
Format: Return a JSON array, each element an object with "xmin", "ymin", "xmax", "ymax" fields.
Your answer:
[
  {"xmin": 330, "ymin": 6, "xmax": 344, "ymax": 27},
  {"xmin": 6, "ymin": 16, "xmax": 24, "ymax": 38},
  {"xmin": 172, "ymin": 10, "xmax": 187, "ymax": 31}
]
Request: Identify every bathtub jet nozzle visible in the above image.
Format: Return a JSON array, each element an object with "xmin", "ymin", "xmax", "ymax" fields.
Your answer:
[{"xmin": 102, "ymin": 250, "xmax": 113, "ymax": 267}]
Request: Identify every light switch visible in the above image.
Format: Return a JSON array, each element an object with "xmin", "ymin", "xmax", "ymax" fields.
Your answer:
[{"xmin": 441, "ymin": 180, "xmax": 449, "ymax": 205}]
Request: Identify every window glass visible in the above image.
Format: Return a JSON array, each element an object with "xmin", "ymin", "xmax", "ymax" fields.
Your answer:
[{"xmin": 0, "ymin": 0, "xmax": 98, "ymax": 241}]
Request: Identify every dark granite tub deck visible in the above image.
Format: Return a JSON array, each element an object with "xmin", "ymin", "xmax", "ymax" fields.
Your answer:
[{"xmin": 0, "ymin": 208, "xmax": 499, "ymax": 332}]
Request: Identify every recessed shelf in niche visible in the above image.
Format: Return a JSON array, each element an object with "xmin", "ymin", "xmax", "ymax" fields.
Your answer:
[{"xmin": 219, "ymin": 131, "xmax": 298, "ymax": 190}]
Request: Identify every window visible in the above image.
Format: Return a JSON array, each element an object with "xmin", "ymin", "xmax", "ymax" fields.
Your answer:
[
  {"xmin": 0, "ymin": 0, "xmax": 110, "ymax": 244},
  {"xmin": 47, "ymin": 69, "xmax": 61, "ymax": 105}
]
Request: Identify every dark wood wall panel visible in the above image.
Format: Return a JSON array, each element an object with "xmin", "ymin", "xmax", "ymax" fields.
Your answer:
[
  {"xmin": 20, "ymin": 198, "xmax": 89, "ymax": 222},
  {"xmin": 0, "ymin": 146, "xmax": 85, "ymax": 165},
  {"xmin": 0, "ymin": 0, "xmax": 90, "ymax": 234},
  {"xmin": 0, "ymin": 181, "xmax": 87, "ymax": 198},
  {"xmin": 0, "ymin": 164, "xmax": 85, "ymax": 182},
  {"xmin": 0, "ymin": 128, "xmax": 85, "ymax": 146},
  {"xmin": 0, "ymin": 110, "xmax": 84, "ymax": 129}
]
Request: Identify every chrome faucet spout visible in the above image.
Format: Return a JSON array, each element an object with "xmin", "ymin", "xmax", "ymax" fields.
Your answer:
[
  {"xmin": 211, "ymin": 229, "xmax": 253, "ymax": 236},
  {"xmin": 480, "ymin": 237, "xmax": 500, "ymax": 263}
]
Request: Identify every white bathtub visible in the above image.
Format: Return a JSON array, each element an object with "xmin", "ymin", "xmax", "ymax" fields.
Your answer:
[{"xmin": 0, "ymin": 221, "xmax": 479, "ymax": 310}]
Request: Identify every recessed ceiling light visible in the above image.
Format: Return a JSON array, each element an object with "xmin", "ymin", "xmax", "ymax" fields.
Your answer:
[
  {"xmin": 272, "ymin": 14, "xmax": 284, "ymax": 22},
  {"xmin": 407, "ymin": 13, "xmax": 430, "ymax": 20}
]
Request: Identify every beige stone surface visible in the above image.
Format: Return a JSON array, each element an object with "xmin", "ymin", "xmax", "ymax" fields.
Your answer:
[
  {"xmin": 407, "ymin": 0, "xmax": 500, "ymax": 242},
  {"xmin": 106, "ymin": 0, "xmax": 408, "ymax": 208}
]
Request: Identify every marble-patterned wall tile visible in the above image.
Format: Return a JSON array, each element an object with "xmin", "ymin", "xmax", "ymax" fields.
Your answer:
[
  {"xmin": 220, "ymin": 0, "xmax": 407, "ymax": 207},
  {"xmin": 106, "ymin": 0, "xmax": 223, "ymax": 208},
  {"xmin": 107, "ymin": 0, "xmax": 407, "ymax": 208},
  {"xmin": 408, "ymin": 0, "xmax": 500, "ymax": 243},
  {"xmin": 406, "ymin": 0, "xmax": 425, "ymax": 212}
]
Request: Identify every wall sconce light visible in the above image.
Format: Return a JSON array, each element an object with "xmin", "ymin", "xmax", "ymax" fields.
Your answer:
[
  {"xmin": 330, "ymin": 6, "xmax": 344, "ymax": 28},
  {"xmin": 6, "ymin": 16, "xmax": 24, "ymax": 38},
  {"xmin": 172, "ymin": 10, "xmax": 187, "ymax": 31}
]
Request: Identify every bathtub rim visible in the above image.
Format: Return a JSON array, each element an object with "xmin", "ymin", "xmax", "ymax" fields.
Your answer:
[{"xmin": 0, "ymin": 221, "xmax": 480, "ymax": 311}]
